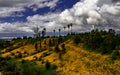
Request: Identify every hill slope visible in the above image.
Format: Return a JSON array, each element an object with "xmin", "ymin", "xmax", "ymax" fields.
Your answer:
[{"xmin": 0, "ymin": 38, "xmax": 120, "ymax": 75}]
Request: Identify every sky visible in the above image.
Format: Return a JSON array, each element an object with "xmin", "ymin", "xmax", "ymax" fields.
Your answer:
[{"xmin": 0, "ymin": 0, "xmax": 120, "ymax": 39}]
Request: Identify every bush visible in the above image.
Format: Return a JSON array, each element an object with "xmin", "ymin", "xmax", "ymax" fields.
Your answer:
[
  {"xmin": 84, "ymin": 29, "xmax": 103, "ymax": 50},
  {"xmin": 58, "ymin": 37, "xmax": 63, "ymax": 44},
  {"xmin": 51, "ymin": 64, "xmax": 57, "ymax": 70},
  {"xmin": 11, "ymin": 52, "xmax": 15, "ymax": 56},
  {"xmin": 2, "ymin": 59, "xmax": 22, "ymax": 75},
  {"xmin": 111, "ymin": 50, "xmax": 120, "ymax": 60},
  {"xmin": 35, "ymin": 43, "xmax": 38, "ymax": 50},
  {"xmin": 5, "ymin": 56, "xmax": 11, "ymax": 60},
  {"xmin": 49, "ymin": 39, "xmax": 54, "ymax": 46},
  {"xmin": 18, "ymin": 52, "xmax": 22, "ymax": 58},
  {"xmin": 33, "ymin": 56, "xmax": 38, "ymax": 60},
  {"xmin": 0, "ymin": 56, "xmax": 7, "ymax": 70},
  {"xmin": 82, "ymin": 29, "xmax": 120, "ymax": 54},
  {"xmin": 61, "ymin": 44, "xmax": 66, "ymax": 54},
  {"xmin": 1, "ymin": 58, "xmax": 58, "ymax": 75},
  {"xmin": 44, "ymin": 40, "xmax": 47, "ymax": 45},
  {"xmin": 73, "ymin": 35, "xmax": 81, "ymax": 44},
  {"xmin": 23, "ymin": 51, "xmax": 27, "ymax": 55},
  {"xmin": 54, "ymin": 44, "xmax": 60, "ymax": 53},
  {"xmin": 0, "ymin": 40, "xmax": 11, "ymax": 49},
  {"xmin": 45, "ymin": 60, "xmax": 50, "ymax": 70},
  {"xmin": 27, "ymin": 38, "xmax": 38, "ymax": 44},
  {"xmin": 15, "ymin": 52, "xmax": 22, "ymax": 58}
]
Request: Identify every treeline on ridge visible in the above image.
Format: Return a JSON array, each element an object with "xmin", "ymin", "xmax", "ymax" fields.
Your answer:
[{"xmin": 73, "ymin": 29, "xmax": 120, "ymax": 59}]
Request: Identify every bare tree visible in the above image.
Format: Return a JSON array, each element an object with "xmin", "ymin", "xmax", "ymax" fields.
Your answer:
[{"xmin": 32, "ymin": 26, "xmax": 40, "ymax": 38}]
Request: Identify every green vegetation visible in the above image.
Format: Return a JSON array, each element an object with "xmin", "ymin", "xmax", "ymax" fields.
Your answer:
[
  {"xmin": 0, "ymin": 58, "xmax": 57, "ymax": 75},
  {"xmin": 0, "ymin": 40, "xmax": 11, "ymax": 50},
  {"xmin": 111, "ymin": 50, "xmax": 120, "ymax": 60},
  {"xmin": 82, "ymin": 29, "xmax": 120, "ymax": 55},
  {"xmin": 0, "ymin": 28, "xmax": 120, "ymax": 75}
]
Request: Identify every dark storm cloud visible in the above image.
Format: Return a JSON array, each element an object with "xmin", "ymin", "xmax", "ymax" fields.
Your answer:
[
  {"xmin": 112, "ymin": 0, "xmax": 120, "ymax": 3},
  {"xmin": 0, "ymin": 0, "xmax": 31, "ymax": 7}
]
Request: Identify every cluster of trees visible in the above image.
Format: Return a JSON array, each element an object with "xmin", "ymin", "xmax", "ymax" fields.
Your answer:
[
  {"xmin": 33, "ymin": 26, "xmax": 46, "ymax": 38},
  {"xmin": 85, "ymin": 29, "xmax": 117, "ymax": 53},
  {"xmin": 74, "ymin": 29, "xmax": 120, "ymax": 55},
  {"xmin": 53, "ymin": 23, "xmax": 73, "ymax": 37},
  {"xmin": 0, "ymin": 40, "xmax": 11, "ymax": 50}
]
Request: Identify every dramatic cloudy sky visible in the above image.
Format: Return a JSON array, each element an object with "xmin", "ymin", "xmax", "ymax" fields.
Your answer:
[{"xmin": 0, "ymin": 0, "xmax": 120, "ymax": 39}]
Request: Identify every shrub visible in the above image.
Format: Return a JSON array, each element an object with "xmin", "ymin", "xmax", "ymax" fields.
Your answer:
[
  {"xmin": 44, "ymin": 40, "xmax": 47, "ymax": 45},
  {"xmin": 61, "ymin": 44, "xmax": 66, "ymax": 54},
  {"xmin": 58, "ymin": 52, "xmax": 62, "ymax": 59},
  {"xmin": 0, "ymin": 40, "xmax": 11, "ymax": 49},
  {"xmin": 49, "ymin": 39, "xmax": 53, "ymax": 46},
  {"xmin": 42, "ymin": 52, "xmax": 50, "ymax": 57},
  {"xmin": 38, "ymin": 56, "xmax": 42, "ymax": 61},
  {"xmin": 111, "ymin": 50, "xmax": 120, "ymax": 60},
  {"xmin": 0, "ymin": 56, "xmax": 7, "ymax": 70},
  {"xmin": 18, "ymin": 52, "xmax": 22, "ymax": 58},
  {"xmin": 54, "ymin": 44, "xmax": 60, "ymax": 53},
  {"xmin": 51, "ymin": 64, "xmax": 57, "ymax": 70},
  {"xmin": 73, "ymin": 35, "xmax": 81, "ymax": 44},
  {"xmin": 23, "ymin": 36, "xmax": 27, "ymax": 39},
  {"xmin": 45, "ymin": 60, "xmax": 50, "ymax": 70},
  {"xmin": 27, "ymin": 38, "xmax": 38, "ymax": 44},
  {"xmin": 58, "ymin": 36, "xmax": 63, "ymax": 44},
  {"xmin": 2, "ymin": 59, "xmax": 22, "ymax": 75},
  {"xmin": 33, "ymin": 56, "xmax": 38, "ymax": 60},
  {"xmin": 23, "ymin": 51, "xmax": 27, "ymax": 55},
  {"xmin": 35, "ymin": 43, "xmax": 38, "ymax": 50},
  {"xmin": 11, "ymin": 52, "xmax": 15, "ymax": 56},
  {"xmin": 5, "ymin": 56, "xmax": 11, "ymax": 60},
  {"xmin": 15, "ymin": 52, "xmax": 22, "ymax": 58},
  {"xmin": 1, "ymin": 59, "xmax": 58, "ymax": 75}
]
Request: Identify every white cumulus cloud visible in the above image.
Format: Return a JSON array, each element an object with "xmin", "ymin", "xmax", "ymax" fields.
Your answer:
[
  {"xmin": 0, "ymin": 0, "xmax": 120, "ymax": 36},
  {"xmin": 0, "ymin": 0, "xmax": 59, "ymax": 17}
]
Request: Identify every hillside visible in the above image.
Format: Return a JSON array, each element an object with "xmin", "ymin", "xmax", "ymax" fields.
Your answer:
[{"xmin": 0, "ymin": 36, "xmax": 120, "ymax": 75}]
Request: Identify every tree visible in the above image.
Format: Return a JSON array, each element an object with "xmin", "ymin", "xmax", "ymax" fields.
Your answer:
[
  {"xmin": 111, "ymin": 50, "xmax": 120, "ymax": 60},
  {"xmin": 101, "ymin": 29, "xmax": 116, "ymax": 54},
  {"xmin": 74, "ymin": 35, "xmax": 81, "ymax": 44},
  {"xmin": 23, "ymin": 36, "xmax": 27, "ymax": 39},
  {"xmin": 84, "ymin": 29, "xmax": 103, "ymax": 50},
  {"xmin": 54, "ymin": 44, "xmax": 60, "ymax": 53},
  {"xmin": 61, "ymin": 44, "xmax": 66, "ymax": 54},
  {"xmin": 70, "ymin": 23, "xmax": 73, "ymax": 35},
  {"xmin": 53, "ymin": 30, "xmax": 56, "ymax": 37},
  {"xmin": 59, "ymin": 28, "xmax": 61, "ymax": 37},
  {"xmin": 38, "ymin": 31, "xmax": 41, "ymax": 38},
  {"xmin": 45, "ymin": 60, "xmax": 50, "ymax": 70},
  {"xmin": 67, "ymin": 24, "xmax": 70, "ymax": 35},
  {"xmin": 35, "ymin": 43, "xmax": 38, "ymax": 50},
  {"xmin": 42, "ymin": 28, "xmax": 46, "ymax": 38},
  {"xmin": 32, "ymin": 26, "xmax": 40, "ymax": 38},
  {"xmin": 3, "ymin": 60, "xmax": 22, "ymax": 75},
  {"xmin": 63, "ymin": 26, "xmax": 66, "ymax": 36}
]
